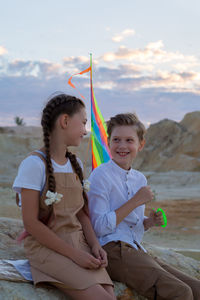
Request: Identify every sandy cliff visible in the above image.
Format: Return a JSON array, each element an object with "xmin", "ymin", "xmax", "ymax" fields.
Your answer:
[
  {"xmin": 1, "ymin": 111, "xmax": 199, "ymax": 181},
  {"xmin": 133, "ymin": 111, "xmax": 200, "ymax": 171}
]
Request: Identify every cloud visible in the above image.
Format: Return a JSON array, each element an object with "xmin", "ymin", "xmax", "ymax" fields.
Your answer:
[
  {"xmin": 0, "ymin": 41, "xmax": 200, "ymax": 126},
  {"xmin": 0, "ymin": 46, "xmax": 7, "ymax": 56},
  {"xmin": 1, "ymin": 59, "xmax": 63, "ymax": 79},
  {"xmin": 146, "ymin": 40, "xmax": 164, "ymax": 50},
  {"xmin": 62, "ymin": 56, "xmax": 99, "ymax": 75},
  {"xmin": 63, "ymin": 55, "xmax": 90, "ymax": 65},
  {"xmin": 112, "ymin": 29, "xmax": 135, "ymax": 42},
  {"xmin": 101, "ymin": 69, "xmax": 200, "ymax": 93},
  {"xmin": 0, "ymin": 70, "xmax": 199, "ymax": 127},
  {"xmin": 102, "ymin": 41, "xmax": 197, "ymax": 65},
  {"xmin": 173, "ymin": 61, "xmax": 200, "ymax": 72}
]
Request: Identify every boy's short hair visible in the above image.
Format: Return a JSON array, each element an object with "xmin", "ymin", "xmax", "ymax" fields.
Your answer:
[{"xmin": 106, "ymin": 113, "xmax": 146, "ymax": 142}]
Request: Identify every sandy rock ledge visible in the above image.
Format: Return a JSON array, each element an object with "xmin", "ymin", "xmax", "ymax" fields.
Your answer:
[{"xmin": 0, "ymin": 218, "xmax": 199, "ymax": 300}]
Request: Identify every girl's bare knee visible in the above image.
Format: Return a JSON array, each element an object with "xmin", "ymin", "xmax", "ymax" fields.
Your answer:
[
  {"xmin": 102, "ymin": 284, "xmax": 116, "ymax": 299},
  {"xmin": 55, "ymin": 283, "xmax": 115, "ymax": 300}
]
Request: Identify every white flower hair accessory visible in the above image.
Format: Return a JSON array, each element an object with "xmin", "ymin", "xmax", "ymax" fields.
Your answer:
[
  {"xmin": 83, "ymin": 180, "xmax": 90, "ymax": 192},
  {"xmin": 45, "ymin": 190, "xmax": 63, "ymax": 206}
]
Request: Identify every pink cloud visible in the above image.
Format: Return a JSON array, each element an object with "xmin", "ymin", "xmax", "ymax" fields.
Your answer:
[
  {"xmin": 0, "ymin": 46, "xmax": 7, "ymax": 56},
  {"xmin": 112, "ymin": 29, "xmax": 135, "ymax": 42}
]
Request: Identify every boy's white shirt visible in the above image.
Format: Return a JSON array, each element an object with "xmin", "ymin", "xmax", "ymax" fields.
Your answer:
[{"xmin": 88, "ymin": 159, "xmax": 147, "ymax": 252}]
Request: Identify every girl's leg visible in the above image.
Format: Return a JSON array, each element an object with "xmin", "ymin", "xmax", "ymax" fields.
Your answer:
[
  {"xmin": 155, "ymin": 257, "xmax": 200, "ymax": 300},
  {"xmin": 52, "ymin": 283, "xmax": 116, "ymax": 300},
  {"xmin": 102, "ymin": 284, "xmax": 116, "ymax": 299}
]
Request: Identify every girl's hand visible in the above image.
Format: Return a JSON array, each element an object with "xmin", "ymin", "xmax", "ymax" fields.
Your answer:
[
  {"xmin": 91, "ymin": 243, "xmax": 108, "ymax": 268},
  {"xmin": 72, "ymin": 248, "xmax": 101, "ymax": 269}
]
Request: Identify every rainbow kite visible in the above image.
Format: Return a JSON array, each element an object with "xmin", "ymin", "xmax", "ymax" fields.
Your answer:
[{"xmin": 68, "ymin": 54, "xmax": 111, "ymax": 169}]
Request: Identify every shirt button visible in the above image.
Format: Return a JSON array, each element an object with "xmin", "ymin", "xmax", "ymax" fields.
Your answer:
[
  {"xmin": 130, "ymin": 225, "xmax": 133, "ymax": 228},
  {"xmin": 128, "ymin": 192, "xmax": 130, "ymax": 195}
]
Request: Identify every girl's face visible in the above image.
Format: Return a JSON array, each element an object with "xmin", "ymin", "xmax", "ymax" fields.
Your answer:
[
  {"xmin": 63, "ymin": 107, "xmax": 87, "ymax": 146},
  {"xmin": 108, "ymin": 125, "xmax": 145, "ymax": 170}
]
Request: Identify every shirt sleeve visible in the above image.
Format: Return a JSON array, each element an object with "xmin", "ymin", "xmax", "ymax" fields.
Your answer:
[
  {"xmin": 124, "ymin": 172, "xmax": 148, "ymax": 225},
  {"xmin": 88, "ymin": 168, "xmax": 117, "ymax": 237},
  {"xmin": 13, "ymin": 155, "xmax": 46, "ymax": 194},
  {"xmin": 141, "ymin": 174, "xmax": 148, "ymax": 222}
]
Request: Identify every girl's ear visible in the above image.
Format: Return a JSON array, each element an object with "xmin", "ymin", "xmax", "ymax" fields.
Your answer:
[
  {"xmin": 138, "ymin": 139, "xmax": 145, "ymax": 151},
  {"xmin": 59, "ymin": 114, "xmax": 69, "ymax": 129}
]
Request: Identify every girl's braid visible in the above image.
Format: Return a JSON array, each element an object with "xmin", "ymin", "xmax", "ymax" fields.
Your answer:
[
  {"xmin": 43, "ymin": 126, "xmax": 55, "ymax": 192},
  {"xmin": 41, "ymin": 95, "xmax": 67, "ymax": 192},
  {"xmin": 41, "ymin": 94, "xmax": 85, "ymax": 193},
  {"xmin": 66, "ymin": 151, "xmax": 88, "ymax": 204}
]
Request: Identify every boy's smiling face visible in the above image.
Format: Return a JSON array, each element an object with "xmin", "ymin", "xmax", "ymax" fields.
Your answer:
[{"xmin": 108, "ymin": 125, "xmax": 145, "ymax": 170}]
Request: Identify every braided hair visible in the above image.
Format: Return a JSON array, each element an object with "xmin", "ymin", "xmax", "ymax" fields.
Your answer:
[
  {"xmin": 65, "ymin": 151, "xmax": 88, "ymax": 204},
  {"xmin": 41, "ymin": 93, "xmax": 87, "ymax": 203}
]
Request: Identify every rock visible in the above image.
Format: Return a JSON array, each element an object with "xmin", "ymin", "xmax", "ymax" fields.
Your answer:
[
  {"xmin": 0, "ymin": 217, "xmax": 24, "ymax": 260},
  {"xmin": 180, "ymin": 111, "xmax": 200, "ymax": 134},
  {"xmin": 133, "ymin": 111, "xmax": 200, "ymax": 171},
  {"xmin": 143, "ymin": 242, "xmax": 200, "ymax": 279},
  {"xmin": 1, "ymin": 111, "xmax": 200, "ymax": 184},
  {"xmin": 0, "ymin": 280, "xmax": 67, "ymax": 300},
  {"xmin": 0, "ymin": 218, "xmax": 200, "ymax": 299}
]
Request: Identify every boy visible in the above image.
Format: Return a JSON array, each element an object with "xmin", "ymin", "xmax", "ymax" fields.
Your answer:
[{"xmin": 88, "ymin": 113, "xmax": 200, "ymax": 300}]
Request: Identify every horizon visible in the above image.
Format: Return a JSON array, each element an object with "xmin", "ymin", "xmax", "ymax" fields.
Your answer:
[{"xmin": 1, "ymin": 109, "xmax": 199, "ymax": 131}]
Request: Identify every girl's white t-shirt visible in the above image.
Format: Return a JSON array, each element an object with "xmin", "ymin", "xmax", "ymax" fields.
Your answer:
[{"xmin": 13, "ymin": 151, "xmax": 83, "ymax": 206}]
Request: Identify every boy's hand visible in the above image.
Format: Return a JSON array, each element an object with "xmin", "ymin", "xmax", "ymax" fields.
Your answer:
[
  {"xmin": 144, "ymin": 209, "xmax": 164, "ymax": 230},
  {"xmin": 134, "ymin": 186, "xmax": 154, "ymax": 205},
  {"xmin": 149, "ymin": 209, "xmax": 164, "ymax": 226}
]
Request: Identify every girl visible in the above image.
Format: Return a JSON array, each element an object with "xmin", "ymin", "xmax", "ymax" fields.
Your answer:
[
  {"xmin": 13, "ymin": 94, "xmax": 116, "ymax": 300},
  {"xmin": 88, "ymin": 113, "xmax": 200, "ymax": 300}
]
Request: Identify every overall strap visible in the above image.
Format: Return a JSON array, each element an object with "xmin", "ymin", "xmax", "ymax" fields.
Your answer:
[
  {"xmin": 30, "ymin": 150, "xmax": 47, "ymax": 166},
  {"xmin": 67, "ymin": 154, "xmax": 81, "ymax": 181}
]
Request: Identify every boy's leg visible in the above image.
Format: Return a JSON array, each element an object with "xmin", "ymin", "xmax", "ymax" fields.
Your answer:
[
  {"xmin": 103, "ymin": 241, "xmax": 193, "ymax": 300},
  {"xmin": 155, "ymin": 257, "xmax": 200, "ymax": 300}
]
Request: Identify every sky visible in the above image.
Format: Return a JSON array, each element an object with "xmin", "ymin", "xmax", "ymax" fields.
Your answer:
[{"xmin": 0, "ymin": 0, "xmax": 200, "ymax": 128}]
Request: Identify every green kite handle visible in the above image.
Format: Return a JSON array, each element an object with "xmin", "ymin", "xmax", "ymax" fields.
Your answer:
[{"xmin": 153, "ymin": 208, "xmax": 167, "ymax": 228}]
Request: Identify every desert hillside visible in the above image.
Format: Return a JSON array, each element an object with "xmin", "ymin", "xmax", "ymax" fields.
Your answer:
[
  {"xmin": 1, "ymin": 111, "xmax": 200, "ymax": 181},
  {"xmin": 0, "ymin": 112, "xmax": 200, "ymax": 263},
  {"xmin": 133, "ymin": 111, "xmax": 200, "ymax": 171}
]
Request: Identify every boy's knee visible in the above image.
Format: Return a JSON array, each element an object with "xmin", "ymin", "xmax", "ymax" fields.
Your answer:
[
  {"xmin": 176, "ymin": 282, "xmax": 193, "ymax": 300},
  {"xmin": 155, "ymin": 273, "xmax": 194, "ymax": 300}
]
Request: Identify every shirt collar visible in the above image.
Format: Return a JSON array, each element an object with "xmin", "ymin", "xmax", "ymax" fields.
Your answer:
[{"xmin": 109, "ymin": 159, "xmax": 132, "ymax": 179}]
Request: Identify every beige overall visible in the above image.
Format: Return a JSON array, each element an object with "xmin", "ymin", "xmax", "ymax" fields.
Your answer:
[{"xmin": 23, "ymin": 152, "xmax": 112, "ymax": 289}]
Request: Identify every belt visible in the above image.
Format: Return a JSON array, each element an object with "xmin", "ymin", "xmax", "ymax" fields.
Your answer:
[{"xmin": 133, "ymin": 240, "xmax": 142, "ymax": 250}]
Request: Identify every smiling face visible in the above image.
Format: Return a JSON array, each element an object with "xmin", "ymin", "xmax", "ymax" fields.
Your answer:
[
  {"xmin": 108, "ymin": 125, "xmax": 145, "ymax": 170},
  {"xmin": 64, "ymin": 107, "xmax": 87, "ymax": 146}
]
